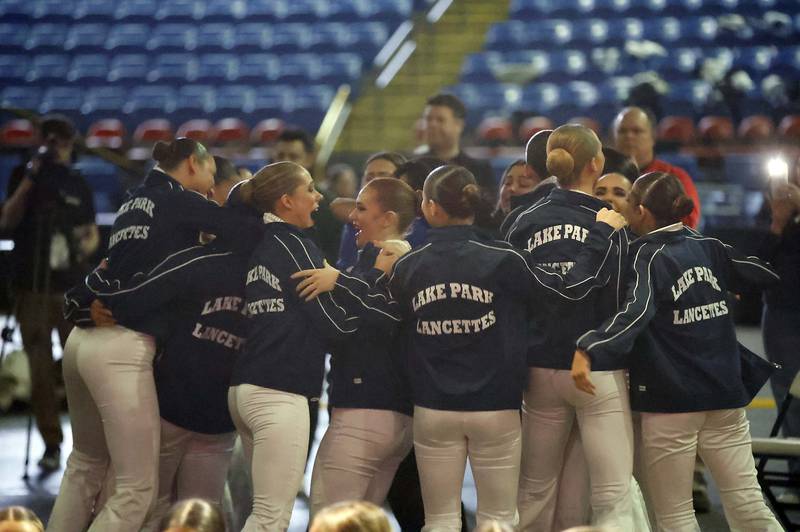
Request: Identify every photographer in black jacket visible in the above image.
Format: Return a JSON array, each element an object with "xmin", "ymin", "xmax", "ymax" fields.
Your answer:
[{"xmin": 0, "ymin": 115, "xmax": 98, "ymax": 471}]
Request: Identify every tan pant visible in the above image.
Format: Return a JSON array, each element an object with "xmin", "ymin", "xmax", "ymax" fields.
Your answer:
[
  {"xmin": 142, "ymin": 419, "xmax": 236, "ymax": 532},
  {"xmin": 16, "ymin": 290, "xmax": 71, "ymax": 448},
  {"xmin": 414, "ymin": 406, "xmax": 521, "ymax": 532},
  {"xmin": 519, "ymin": 368, "xmax": 634, "ymax": 531},
  {"xmin": 310, "ymin": 408, "xmax": 413, "ymax": 517},
  {"xmin": 228, "ymin": 384, "xmax": 309, "ymax": 532},
  {"xmin": 641, "ymin": 408, "xmax": 782, "ymax": 532},
  {"xmin": 47, "ymin": 326, "xmax": 159, "ymax": 532}
]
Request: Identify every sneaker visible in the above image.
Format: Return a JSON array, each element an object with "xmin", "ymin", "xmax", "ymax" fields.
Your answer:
[{"xmin": 38, "ymin": 446, "xmax": 61, "ymax": 471}]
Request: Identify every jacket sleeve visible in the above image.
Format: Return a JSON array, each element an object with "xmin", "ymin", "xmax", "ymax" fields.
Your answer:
[
  {"xmin": 85, "ymin": 247, "xmax": 220, "ymax": 323},
  {"xmin": 273, "ymin": 232, "xmax": 360, "ymax": 340},
  {"xmin": 173, "ymin": 191, "xmax": 263, "ymax": 252},
  {"xmin": 333, "ymin": 269, "xmax": 403, "ymax": 327},
  {"xmin": 524, "ymin": 221, "xmax": 621, "ymax": 300},
  {"xmin": 575, "ymin": 243, "xmax": 663, "ymax": 366},
  {"xmin": 714, "ymin": 238, "xmax": 781, "ymax": 292},
  {"xmin": 63, "ymin": 282, "xmax": 97, "ymax": 327}
]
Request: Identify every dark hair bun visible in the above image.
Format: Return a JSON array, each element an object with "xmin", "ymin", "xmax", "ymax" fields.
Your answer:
[
  {"xmin": 152, "ymin": 140, "xmax": 172, "ymax": 162},
  {"xmin": 673, "ymin": 196, "xmax": 695, "ymax": 220}
]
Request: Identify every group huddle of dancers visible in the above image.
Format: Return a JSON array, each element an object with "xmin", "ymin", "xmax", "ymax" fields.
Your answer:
[{"xmin": 47, "ymin": 122, "xmax": 783, "ymax": 532}]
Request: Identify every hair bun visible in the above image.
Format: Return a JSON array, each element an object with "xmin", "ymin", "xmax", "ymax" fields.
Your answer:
[
  {"xmin": 152, "ymin": 140, "xmax": 171, "ymax": 162},
  {"xmin": 546, "ymin": 148, "xmax": 575, "ymax": 181},
  {"xmin": 673, "ymin": 196, "xmax": 695, "ymax": 220}
]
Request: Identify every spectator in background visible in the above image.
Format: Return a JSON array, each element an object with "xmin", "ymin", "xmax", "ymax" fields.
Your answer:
[
  {"xmin": 612, "ymin": 106, "xmax": 701, "ymax": 228},
  {"xmin": 760, "ymin": 153, "xmax": 800, "ymax": 502},
  {"xmin": 334, "ymin": 152, "xmax": 407, "ymax": 272},
  {"xmin": 272, "ymin": 128, "xmax": 342, "ymax": 263},
  {"xmin": 0, "ymin": 115, "xmax": 98, "ymax": 472},
  {"xmin": 325, "ymin": 163, "xmax": 357, "ymax": 200},
  {"xmin": 420, "ymin": 94, "xmax": 498, "ymax": 203}
]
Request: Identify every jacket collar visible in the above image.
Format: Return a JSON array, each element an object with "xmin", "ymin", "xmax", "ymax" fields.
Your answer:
[
  {"xmin": 546, "ymin": 187, "xmax": 609, "ymax": 211},
  {"xmin": 144, "ymin": 168, "xmax": 185, "ymax": 191},
  {"xmin": 425, "ymin": 224, "xmax": 482, "ymax": 243},
  {"xmin": 634, "ymin": 223, "xmax": 688, "ymax": 245}
]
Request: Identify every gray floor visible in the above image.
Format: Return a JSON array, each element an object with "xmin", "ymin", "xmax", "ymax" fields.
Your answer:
[{"xmin": 0, "ymin": 326, "xmax": 785, "ymax": 531}]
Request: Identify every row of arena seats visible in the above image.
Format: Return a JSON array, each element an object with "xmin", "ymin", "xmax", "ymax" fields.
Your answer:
[
  {"xmin": 446, "ymin": 79, "xmax": 787, "ymax": 127},
  {"xmin": 0, "ymin": 21, "xmax": 393, "ymax": 61},
  {"xmin": 2, "ymin": 53, "xmax": 365, "ymax": 86},
  {"xmin": 486, "ymin": 15, "xmax": 799, "ymax": 50},
  {"xmin": 475, "ymin": 113, "xmax": 800, "ymax": 145},
  {"xmin": 1, "ymin": 85, "xmax": 335, "ymax": 132},
  {"xmin": 0, "ymin": 0, "xmax": 419, "ymax": 23},
  {"xmin": 509, "ymin": 0, "xmax": 799, "ymax": 17},
  {"xmin": 461, "ymin": 46, "xmax": 800, "ymax": 83}
]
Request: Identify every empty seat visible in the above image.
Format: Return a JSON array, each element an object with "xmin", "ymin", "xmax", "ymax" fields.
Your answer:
[
  {"xmin": 196, "ymin": 23, "xmax": 235, "ymax": 52},
  {"xmin": 147, "ymin": 53, "xmax": 198, "ymax": 82},
  {"xmin": 0, "ymin": 23, "xmax": 29, "ymax": 53},
  {"xmin": 214, "ymin": 118, "xmax": 249, "ymax": 144},
  {"xmin": 349, "ymin": 22, "xmax": 389, "ymax": 61},
  {"xmin": 204, "ymin": 0, "xmax": 247, "ymax": 20},
  {"xmin": 1, "ymin": 87, "xmax": 43, "ymax": 111},
  {"xmin": 133, "ymin": 118, "xmax": 173, "ymax": 144},
  {"xmin": 772, "ymin": 46, "xmax": 800, "ymax": 76},
  {"xmin": 359, "ymin": 0, "xmax": 412, "ymax": 21},
  {"xmin": 0, "ymin": 0, "xmax": 34, "ymax": 20},
  {"xmin": 155, "ymin": 0, "xmax": 205, "ymax": 21},
  {"xmin": 214, "ymin": 85, "xmax": 255, "ymax": 115},
  {"xmin": 293, "ymin": 85, "xmax": 335, "ymax": 112},
  {"xmin": 597, "ymin": 77, "xmax": 635, "ymax": 103},
  {"xmin": 252, "ymin": 85, "xmax": 291, "ymax": 116},
  {"xmin": 543, "ymin": 50, "xmax": 588, "ymax": 80},
  {"xmin": 642, "ymin": 17, "xmax": 683, "ymax": 45},
  {"xmin": 485, "ymin": 21, "xmax": 527, "ymax": 51},
  {"xmin": 124, "ymin": 86, "xmax": 177, "ymax": 115},
  {"xmin": 1, "ymin": 119, "xmax": 36, "ymax": 147},
  {"xmin": 734, "ymin": 46, "xmax": 778, "ymax": 77},
  {"xmin": 649, "ymin": 47, "xmax": 702, "ymax": 80},
  {"xmin": 245, "ymin": 0, "xmax": 287, "ymax": 20},
  {"xmin": 251, "ymin": 118, "xmax": 286, "ymax": 144},
  {"xmin": 197, "ymin": 54, "xmax": 239, "ymax": 82},
  {"xmin": 281, "ymin": 0, "xmax": 325, "ymax": 21},
  {"xmin": 275, "ymin": 54, "xmax": 320, "ymax": 82},
  {"xmin": 105, "ymin": 23, "xmax": 149, "ymax": 51},
  {"xmin": 593, "ymin": 0, "xmax": 634, "ymax": 15},
  {"xmin": 238, "ymin": 54, "xmax": 279, "ymax": 82},
  {"xmin": 232, "ymin": 23, "xmax": 269, "ymax": 51},
  {"xmin": 571, "ymin": 19, "xmax": 610, "ymax": 47},
  {"xmin": 39, "ymin": 86, "xmax": 84, "ymax": 116},
  {"xmin": 681, "ymin": 16, "xmax": 720, "ymax": 44},
  {"xmin": 737, "ymin": 114, "xmax": 775, "ymax": 140},
  {"xmin": 27, "ymin": 54, "xmax": 70, "ymax": 83},
  {"xmin": 664, "ymin": 80, "xmax": 713, "ymax": 114},
  {"xmin": 68, "ymin": 54, "xmax": 111, "ymax": 82},
  {"xmin": 778, "ymin": 115, "xmax": 800, "ymax": 140},
  {"xmin": 175, "ymin": 85, "xmax": 215, "ymax": 112},
  {"xmin": 477, "ymin": 116, "xmax": 513, "ymax": 144},
  {"xmin": 698, "ymin": 115, "xmax": 734, "ymax": 141},
  {"xmin": 308, "ymin": 22, "xmax": 349, "ymax": 52},
  {"xmin": 319, "ymin": 53, "xmax": 362, "ymax": 84},
  {"xmin": 82, "ymin": 86, "xmax": 128, "ymax": 115},
  {"xmin": 176, "ymin": 119, "xmax": 216, "ymax": 143},
  {"xmin": 65, "ymin": 23, "xmax": 109, "ymax": 52},
  {"xmin": 25, "ymin": 23, "xmax": 68, "ymax": 51},
  {"xmin": 270, "ymin": 23, "xmax": 312, "ymax": 52},
  {"xmin": 518, "ymin": 116, "xmax": 554, "ymax": 142},
  {"xmin": 108, "ymin": 54, "xmax": 150, "ymax": 84},
  {"xmin": 460, "ymin": 53, "xmax": 502, "ymax": 82},
  {"xmin": 32, "ymin": 0, "xmax": 76, "ymax": 21},
  {"xmin": 521, "ymin": 20, "xmax": 573, "ymax": 48},
  {"xmin": 114, "ymin": 0, "xmax": 159, "ymax": 21},
  {"xmin": 147, "ymin": 24, "xmax": 197, "ymax": 51},
  {"xmin": 73, "ymin": 0, "xmax": 117, "ymax": 21},
  {"xmin": 521, "ymin": 83, "xmax": 561, "ymax": 114},
  {"xmin": 657, "ymin": 115, "xmax": 696, "ymax": 143},
  {"xmin": 0, "ymin": 55, "xmax": 29, "ymax": 83},
  {"xmin": 86, "ymin": 119, "xmax": 126, "ymax": 149}
]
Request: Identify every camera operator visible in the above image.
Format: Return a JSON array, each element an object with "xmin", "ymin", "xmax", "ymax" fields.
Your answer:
[{"xmin": 0, "ymin": 115, "xmax": 98, "ymax": 471}]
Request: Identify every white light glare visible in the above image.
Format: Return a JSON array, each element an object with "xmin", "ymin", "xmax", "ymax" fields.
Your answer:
[{"xmin": 767, "ymin": 157, "xmax": 789, "ymax": 180}]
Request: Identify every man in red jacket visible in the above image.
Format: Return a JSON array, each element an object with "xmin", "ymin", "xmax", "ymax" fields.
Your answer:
[{"xmin": 612, "ymin": 106, "xmax": 701, "ymax": 228}]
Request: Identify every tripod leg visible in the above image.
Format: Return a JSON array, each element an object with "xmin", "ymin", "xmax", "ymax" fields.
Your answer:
[{"xmin": 23, "ymin": 412, "xmax": 33, "ymax": 480}]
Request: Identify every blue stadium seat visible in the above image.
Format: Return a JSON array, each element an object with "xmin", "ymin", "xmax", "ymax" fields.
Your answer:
[
  {"xmin": 214, "ymin": 85, "xmax": 256, "ymax": 116},
  {"xmin": 519, "ymin": 20, "xmax": 573, "ymax": 48},
  {"xmin": 73, "ymin": 0, "xmax": 117, "ymax": 21},
  {"xmin": 233, "ymin": 24, "xmax": 269, "ymax": 52},
  {"xmin": 647, "ymin": 47, "xmax": 701, "ymax": 80},
  {"xmin": 773, "ymin": 46, "xmax": 800, "ymax": 77},
  {"xmin": 663, "ymin": 80, "xmax": 712, "ymax": 115},
  {"xmin": 308, "ymin": 23, "xmax": 349, "ymax": 52},
  {"xmin": 0, "ymin": 0, "xmax": 34, "ymax": 20},
  {"xmin": 605, "ymin": 18, "xmax": 644, "ymax": 44},
  {"xmin": 68, "ymin": 54, "xmax": 110, "ymax": 82},
  {"xmin": 0, "ymin": 24, "xmax": 28, "ymax": 53},
  {"xmin": 204, "ymin": 0, "xmax": 247, "ymax": 20},
  {"xmin": 520, "ymin": 83, "xmax": 561, "ymax": 118},
  {"xmin": 597, "ymin": 77, "xmax": 635, "ymax": 103},
  {"xmin": 680, "ymin": 16, "xmax": 719, "ymax": 44},
  {"xmin": 64, "ymin": 23, "xmax": 110, "ymax": 52},
  {"xmin": 123, "ymin": 85, "xmax": 177, "ymax": 116},
  {"xmin": 571, "ymin": 19, "xmax": 610, "ymax": 47},
  {"xmin": 173, "ymin": 85, "xmax": 216, "ymax": 118},
  {"xmin": 148, "ymin": 24, "xmax": 197, "ymax": 51},
  {"xmin": 155, "ymin": 0, "xmax": 205, "ymax": 21},
  {"xmin": 25, "ymin": 23, "xmax": 68, "ymax": 51},
  {"xmin": 275, "ymin": 54, "xmax": 320, "ymax": 83},
  {"xmin": 107, "ymin": 54, "xmax": 150, "ymax": 84},
  {"xmin": 546, "ymin": 0, "xmax": 597, "ymax": 17},
  {"xmin": 448, "ymin": 83, "xmax": 522, "ymax": 125},
  {"xmin": 82, "ymin": 86, "xmax": 129, "ymax": 116},
  {"xmin": 688, "ymin": 0, "xmax": 738, "ymax": 14},
  {"xmin": 485, "ymin": 22, "xmax": 527, "ymax": 51},
  {"xmin": 349, "ymin": 22, "xmax": 390, "ymax": 61},
  {"xmin": 39, "ymin": 86, "xmax": 84, "ymax": 117},
  {"xmin": 148, "ymin": 53, "xmax": 198, "ymax": 82},
  {"xmin": 541, "ymin": 50, "xmax": 587, "ymax": 81},
  {"xmin": 105, "ymin": 23, "xmax": 149, "ymax": 52},
  {"xmin": 734, "ymin": 46, "xmax": 778, "ymax": 77},
  {"xmin": 292, "ymin": 85, "xmax": 334, "ymax": 131},
  {"xmin": 593, "ymin": 0, "xmax": 633, "ymax": 15},
  {"xmin": 318, "ymin": 53, "xmax": 362, "ymax": 84},
  {"xmin": 550, "ymin": 81, "xmax": 600, "ymax": 122},
  {"xmin": 642, "ymin": 17, "xmax": 683, "ymax": 45},
  {"xmin": 32, "ymin": 0, "xmax": 76, "ymax": 22},
  {"xmin": 26, "ymin": 54, "xmax": 70, "ymax": 83},
  {"xmin": 197, "ymin": 54, "xmax": 239, "ymax": 82},
  {"xmin": 114, "ymin": 0, "xmax": 159, "ymax": 21},
  {"xmin": 1, "ymin": 87, "xmax": 43, "ymax": 111},
  {"xmin": 327, "ymin": 0, "xmax": 362, "ymax": 20},
  {"xmin": 281, "ymin": 0, "xmax": 325, "ymax": 21},
  {"xmin": 196, "ymin": 23, "xmax": 235, "ymax": 52},
  {"xmin": 460, "ymin": 53, "xmax": 502, "ymax": 82},
  {"xmin": 0, "ymin": 55, "xmax": 29, "ymax": 83},
  {"xmin": 361, "ymin": 0, "xmax": 412, "ymax": 22},
  {"xmin": 245, "ymin": 0, "xmax": 286, "ymax": 21},
  {"xmin": 238, "ymin": 54, "xmax": 279, "ymax": 82},
  {"xmin": 252, "ymin": 85, "xmax": 291, "ymax": 117},
  {"xmin": 627, "ymin": 0, "xmax": 668, "ymax": 15},
  {"xmin": 270, "ymin": 23, "xmax": 312, "ymax": 52}
]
